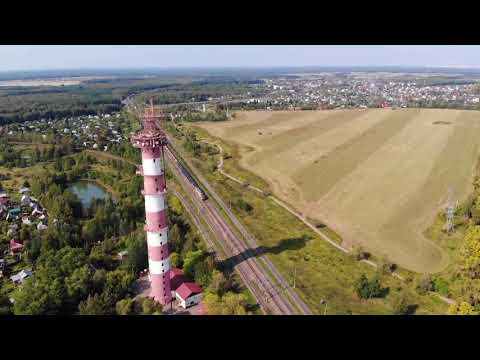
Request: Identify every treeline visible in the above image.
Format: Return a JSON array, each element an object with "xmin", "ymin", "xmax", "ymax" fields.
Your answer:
[
  {"xmin": 182, "ymin": 110, "xmax": 228, "ymax": 122},
  {"xmin": 0, "ymin": 77, "xmax": 265, "ymax": 126},
  {"xmin": 0, "ymin": 89, "xmax": 122, "ymax": 125},
  {"xmin": 138, "ymin": 80, "xmax": 264, "ymax": 105},
  {"xmin": 0, "ymin": 77, "xmax": 174, "ymax": 125},
  {"xmin": 0, "ymin": 140, "xmax": 77, "ymax": 169}
]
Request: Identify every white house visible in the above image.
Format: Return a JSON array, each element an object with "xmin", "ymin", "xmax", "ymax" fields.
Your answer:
[
  {"xmin": 175, "ymin": 282, "xmax": 203, "ymax": 309},
  {"xmin": 10, "ymin": 269, "xmax": 33, "ymax": 284}
]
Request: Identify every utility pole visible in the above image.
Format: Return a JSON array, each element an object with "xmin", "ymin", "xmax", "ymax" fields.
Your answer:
[{"xmin": 445, "ymin": 187, "xmax": 456, "ymax": 233}]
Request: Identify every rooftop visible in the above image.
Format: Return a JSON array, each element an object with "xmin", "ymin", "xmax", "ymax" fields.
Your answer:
[{"xmin": 176, "ymin": 282, "xmax": 202, "ymax": 300}]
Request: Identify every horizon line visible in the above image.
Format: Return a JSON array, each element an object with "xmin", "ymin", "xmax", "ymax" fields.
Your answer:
[{"xmin": 1, "ymin": 64, "xmax": 479, "ymax": 74}]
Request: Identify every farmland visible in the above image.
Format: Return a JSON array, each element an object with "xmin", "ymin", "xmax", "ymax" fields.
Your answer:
[{"xmin": 198, "ymin": 109, "xmax": 480, "ymax": 273}]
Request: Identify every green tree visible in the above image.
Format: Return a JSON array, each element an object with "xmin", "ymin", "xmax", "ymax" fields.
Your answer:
[
  {"xmin": 203, "ymin": 292, "xmax": 223, "ymax": 314},
  {"xmin": 222, "ymin": 292, "xmax": 248, "ymax": 315},
  {"xmin": 208, "ymin": 270, "xmax": 229, "ymax": 296},
  {"xmin": 92, "ymin": 269, "xmax": 107, "ymax": 293},
  {"xmin": 116, "ymin": 298, "xmax": 134, "ymax": 315},
  {"xmin": 351, "ymin": 245, "xmax": 368, "ymax": 261},
  {"xmin": 168, "ymin": 223, "xmax": 184, "ymax": 254},
  {"xmin": 102, "ymin": 269, "xmax": 135, "ymax": 309},
  {"xmin": 65, "ymin": 265, "xmax": 93, "ymax": 303},
  {"xmin": 125, "ymin": 233, "xmax": 148, "ymax": 275},
  {"xmin": 392, "ymin": 291, "xmax": 413, "ymax": 315},
  {"xmin": 140, "ymin": 297, "xmax": 163, "ymax": 315},
  {"xmin": 353, "ymin": 273, "xmax": 384, "ymax": 299},
  {"xmin": 183, "ymin": 250, "xmax": 204, "ymax": 279},
  {"xmin": 378, "ymin": 256, "xmax": 395, "ymax": 274},
  {"xmin": 236, "ymin": 199, "xmax": 253, "ymax": 213},
  {"xmin": 194, "ymin": 260, "xmax": 212, "ymax": 289},
  {"xmin": 0, "ymin": 294, "xmax": 11, "ymax": 315},
  {"xmin": 204, "ymin": 291, "xmax": 248, "ymax": 315},
  {"xmin": 461, "ymin": 226, "xmax": 480, "ymax": 278},
  {"xmin": 13, "ymin": 277, "xmax": 65, "ymax": 315},
  {"xmin": 169, "ymin": 252, "xmax": 181, "ymax": 268},
  {"xmin": 78, "ymin": 294, "xmax": 109, "ymax": 315},
  {"xmin": 415, "ymin": 274, "xmax": 434, "ymax": 295}
]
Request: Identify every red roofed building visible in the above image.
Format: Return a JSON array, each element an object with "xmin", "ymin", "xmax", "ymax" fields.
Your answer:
[
  {"xmin": 9, "ymin": 240, "xmax": 24, "ymax": 256},
  {"xmin": 169, "ymin": 268, "xmax": 187, "ymax": 296},
  {"xmin": 175, "ymin": 282, "xmax": 203, "ymax": 309}
]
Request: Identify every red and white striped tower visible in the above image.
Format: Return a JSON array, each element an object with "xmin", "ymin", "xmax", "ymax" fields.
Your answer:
[{"xmin": 132, "ymin": 101, "xmax": 171, "ymax": 305}]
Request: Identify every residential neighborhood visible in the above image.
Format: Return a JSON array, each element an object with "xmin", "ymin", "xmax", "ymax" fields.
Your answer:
[{"xmin": 0, "ymin": 187, "xmax": 49, "ymax": 286}]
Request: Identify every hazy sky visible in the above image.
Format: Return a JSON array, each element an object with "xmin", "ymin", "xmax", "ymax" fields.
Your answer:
[{"xmin": 0, "ymin": 45, "xmax": 479, "ymax": 71}]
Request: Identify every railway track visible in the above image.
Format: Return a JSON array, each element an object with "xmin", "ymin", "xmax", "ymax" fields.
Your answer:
[{"xmin": 165, "ymin": 146, "xmax": 297, "ymax": 314}]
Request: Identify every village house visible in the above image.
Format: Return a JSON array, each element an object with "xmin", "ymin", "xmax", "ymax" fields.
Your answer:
[
  {"xmin": 9, "ymin": 239, "xmax": 24, "ymax": 256},
  {"xmin": 167, "ymin": 267, "xmax": 204, "ymax": 308},
  {"xmin": 175, "ymin": 282, "xmax": 203, "ymax": 309},
  {"xmin": 0, "ymin": 204, "xmax": 7, "ymax": 217},
  {"xmin": 10, "ymin": 269, "xmax": 32, "ymax": 285},
  {"xmin": 0, "ymin": 191, "xmax": 8, "ymax": 205},
  {"xmin": 169, "ymin": 267, "xmax": 187, "ymax": 298},
  {"xmin": 6, "ymin": 208, "xmax": 21, "ymax": 222}
]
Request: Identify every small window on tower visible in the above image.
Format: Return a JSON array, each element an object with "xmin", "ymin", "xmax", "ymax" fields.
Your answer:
[{"xmin": 153, "ymin": 159, "xmax": 156, "ymax": 163}]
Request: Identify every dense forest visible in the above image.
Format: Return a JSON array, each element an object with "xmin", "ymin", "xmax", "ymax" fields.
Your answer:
[{"xmin": 0, "ymin": 76, "xmax": 264, "ymax": 126}]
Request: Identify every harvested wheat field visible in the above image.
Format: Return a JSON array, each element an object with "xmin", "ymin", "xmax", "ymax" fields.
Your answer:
[{"xmin": 198, "ymin": 109, "xmax": 480, "ymax": 273}]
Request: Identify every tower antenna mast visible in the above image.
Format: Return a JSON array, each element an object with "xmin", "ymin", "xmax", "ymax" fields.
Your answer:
[
  {"xmin": 132, "ymin": 99, "xmax": 171, "ymax": 306},
  {"xmin": 445, "ymin": 187, "xmax": 456, "ymax": 233}
]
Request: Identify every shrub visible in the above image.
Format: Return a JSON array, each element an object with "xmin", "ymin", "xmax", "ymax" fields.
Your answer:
[
  {"xmin": 415, "ymin": 274, "xmax": 434, "ymax": 295},
  {"xmin": 116, "ymin": 298, "xmax": 134, "ymax": 315},
  {"xmin": 378, "ymin": 257, "xmax": 396, "ymax": 274},
  {"xmin": 433, "ymin": 277, "xmax": 450, "ymax": 296},
  {"xmin": 353, "ymin": 273, "xmax": 385, "ymax": 299},
  {"xmin": 236, "ymin": 199, "xmax": 253, "ymax": 213},
  {"xmin": 392, "ymin": 292, "xmax": 414, "ymax": 315},
  {"xmin": 141, "ymin": 297, "xmax": 163, "ymax": 315},
  {"xmin": 351, "ymin": 245, "xmax": 368, "ymax": 261}
]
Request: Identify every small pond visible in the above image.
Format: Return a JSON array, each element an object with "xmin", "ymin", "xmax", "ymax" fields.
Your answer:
[{"xmin": 67, "ymin": 181, "xmax": 111, "ymax": 208}]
